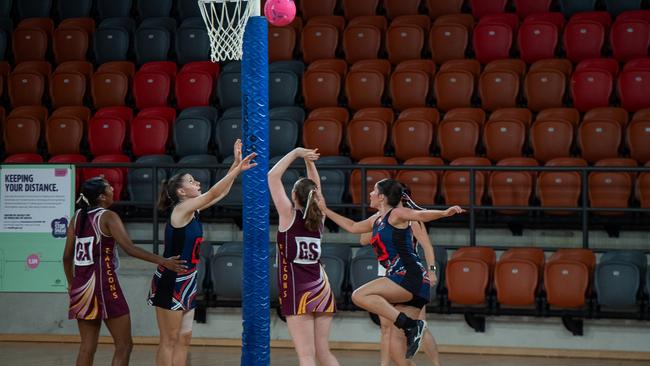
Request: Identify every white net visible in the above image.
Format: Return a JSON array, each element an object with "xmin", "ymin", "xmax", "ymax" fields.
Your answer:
[{"xmin": 198, "ymin": 0, "xmax": 260, "ymax": 62}]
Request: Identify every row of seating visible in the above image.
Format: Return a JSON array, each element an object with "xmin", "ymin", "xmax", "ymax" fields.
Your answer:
[
  {"xmin": 0, "ymin": 0, "xmax": 201, "ymax": 20},
  {"xmin": 197, "ymin": 242, "xmax": 650, "ymax": 315},
  {"xmin": 273, "ymin": 11, "xmax": 650, "ymax": 65},
  {"xmin": 1, "ymin": 16, "xmax": 211, "ymax": 65},
  {"xmin": 291, "ymin": 0, "xmax": 645, "ymax": 20},
  {"xmin": 302, "ymin": 104, "xmax": 650, "ymax": 164}
]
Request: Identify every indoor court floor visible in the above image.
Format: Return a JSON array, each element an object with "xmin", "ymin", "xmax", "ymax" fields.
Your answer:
[{"xmin": 1, "ymin": 342, "xmax": 648, "ymax": 366}]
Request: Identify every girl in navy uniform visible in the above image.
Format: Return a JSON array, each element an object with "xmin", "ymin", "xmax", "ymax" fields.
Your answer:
[
  {"xmin": 150, "ymin": 139, "xmax": 256, "ymax": 366},
  {"xmin": 268, "ymin": 147, "xmax": 340, "ymax": 366},
  {"xmin": 63, "ymin": 177, "xmax": 186, "ymax": 366},
  {"xmin": 317, "ymin": 178, "xmax": 463, "ymax": 361}
]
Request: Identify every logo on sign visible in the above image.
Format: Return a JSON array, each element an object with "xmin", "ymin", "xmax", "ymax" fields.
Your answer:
[{"xmin": 51, "ymin": 217, "xmax": 68, "ymax": 238}]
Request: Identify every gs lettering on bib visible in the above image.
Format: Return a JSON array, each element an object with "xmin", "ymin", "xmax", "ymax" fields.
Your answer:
[
  {"xmin": 74, "ymin": 236, "xmax": 95, "ymax": 266},
  {"xmin": 293, "ymin": 236, "xmax": 321, "ymax": 264}
]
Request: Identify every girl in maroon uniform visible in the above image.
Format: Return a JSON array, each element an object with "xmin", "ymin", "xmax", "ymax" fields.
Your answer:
[
  {"xmin": 268, "ymin": 148, "xmax": 340, "ymax": 366},
  {"xmin": 63, "ymin": 177, "xmax": 185, "ymax": 366}
]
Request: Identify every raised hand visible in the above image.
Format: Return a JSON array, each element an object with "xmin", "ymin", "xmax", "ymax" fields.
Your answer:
[
  {"xmin": 294, "ymin": 147, "xmax": 320, "ymax": 161},
  {"xmin": 444, "ymin": 205, "xmax": 465, "ymax": 217},
  {"xmin": 162, "ymin": 255, "xmax": 187, "ymax": 273},
  {"xmin": 238, "ymin": 152, "xmax": 258, "ymax": 172}
]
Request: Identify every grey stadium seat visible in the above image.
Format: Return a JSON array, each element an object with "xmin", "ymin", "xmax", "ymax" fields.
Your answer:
[
  {"xmin": 127, "ymin": 154, "xmax": 174, "ymax": 205},
  {"xmin": 270, "ymin": 106, "xmax": 305, "ymax": 125},
  {"xmin": 97, "ymin": 0, "xmax": 133, "ymax": 19},
  {"xmin": 214, "ymin": 116, "xmax": 242, "ymax": 159},
  {"xmin": 135, "ymin": 25, "xmax": 172, "ymax": 65},
  {"xmin": 269, "ymin": 118, "xmax": 299, "ymax": 157},
  {"xmin": 217, "ymin": 71, "xmax": 242, "ymax": 109},
  {"xmin": 595, "ymin": 250, "xmax": 647, "ymax": 308},
  {"xmin": 93, "ymin": 28, "xmax": 130, "ymax": 64},
  {"xmin": 173, "ymin": 114, "xmax": 212, "ymax": 157},
  {"xmin": 174, "ymin": 154, "xmax": 219, "ymax": 187},
  {"xmin": 138, "ymin": 0, "xmax": 172, "ymax": 18},
  {"xmin": 269, "ymin": 71, "xmax": 299, "ymax": 107},
  {"xmin": 350, "ymin": 245, "xmax": 380, "ymax": 291},
  {"xmin": 58, "ymin": 0, "xmax": 92, "ymax": 18},
  {"xmin": 211, "ymin": 244, "xmax": 243, "ymax": 301},
  {"xmin": 176, "ymin": 18, "xmax": 210, "ymax": 64},
  {"xmin": 178, "ymin": 0, "xmax": 203, "ymax": 19},
  {"xmin": 315, "ymin": 156, "xmax": 351, "ymax": 204},
  {"xmin": 269, "ymin": 60, "xmax": 305, "ymax": 77},
  {"xmin": 17, "ymin": 0, "xmax": 51, "ymax": 19}
]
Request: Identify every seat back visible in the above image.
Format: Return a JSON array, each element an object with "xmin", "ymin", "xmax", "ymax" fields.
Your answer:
[
  {"xmin": 302, "ymin": 69, "xmax": 341, "ymax": 110},
  {"xmin": 437, "ymin": 119, "xmax": 480, "ymax": 161},
  {"xmin": 173, "ymin": 115, "xmax": 211, "ymax": 157},
  {"xmin": 544, "ymin": 260, "xmax": 589, "ymax": 308},
  {"xmin": 578, "ymin": 119, "xmax": 622, "ymax": 163},
  {"xmin": 346, "ymin": 118, "xmax": 388, "ymax": 160},
  {"xmin": 343, "ymin": 24, "xmax": 381, "ymax": 64},
  {"xmin": 390, "ymin": 69, "xmax": 429, "ymax": 111},
  {"xmin": 345, "ymin": 69, "xmax": 384, "ymax": 111},
  {"xmin": 391, "ymin": 118, "xmax": 434, "ymax": 161},
  {"xmin": 483, "ymin": 119, "xmax": 526, "ymax": 161},
  {"xmin": 386, "ymin": 24, "xmax": 424, "ymax": 65},
  {"xmin": 302, "ymin": 117, "xmax": 343, "ymax": 156},
  {"xmin": 128, "ymin": 154, "xmax": 174, "ymax": 205},
  {"xmin": 46, "ymin": 116, "xmax": 83, "ymax": 155},
  {"xmin": 269, "ymin": 71, "xmax": 299, "ymax": 108},
  {"xmin": 88, "ymin": 116, "xmax": 126, "ymax": 156},
  {"xmin": 530, "ymin": 119, "xmax": 574, "ymax": 163},
  {"xmin": 91, "ymin": 71, "xmax": 128, "ymax": 108}
]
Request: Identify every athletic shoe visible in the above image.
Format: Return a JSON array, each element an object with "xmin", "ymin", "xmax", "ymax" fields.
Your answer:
[{"xmin": 404, "ymin": 319, "xmax": 426, "ymax": 359}]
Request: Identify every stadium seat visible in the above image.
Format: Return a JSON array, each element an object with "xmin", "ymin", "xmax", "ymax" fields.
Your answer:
[
  {"xmin": 214, "ymin": 117, "xmax": 242, "ymax": 159},
  {"xmin": 638, "ymin": 162, "xmax": 650, "ymax": 208},
  {"xmin": 437, "ymin": 119, "xmax": 480, "ymax": 161},
  {"xmin": 524, "ymin": 68, "xmax": 566, "ymax": 112},
  {"xmin": 302, "ymin": 68, "xmax": 341, "ymax": 110},
  {"xmin": 578, "ymin": 119, "xmax": 622, "ymax": 163},
  {"xmin": 87, "ymin": 115, "xmax": 126, "ymax": 156},
  {"xmin": 94, "ymin": 105, "xmax": 133, "ymax": 130},
  {"xmin": 434, "ymin": 68, "xmax": 474, "ymax": 111},
  {"xmin": 479, "ymin": 68, "xmax": 519, "ymax": 111},
  {"xmin": 270, "ymin": 106, "xmax": 305, "ymax": 126},
  {"xmin": 96, "ymin": 0, "xmax": 132, "ymax": 19},
  {"xmin": 514, "ymin": 0, "xmax": 552, "ymax": 19},
  {"xmin": 446, "ymin": 246, "xmax": 496, "ymax": 305},
  {"xmin": 315, "ymin": 156, "xmax": 352, "ymax": 204},
  {"xmin": 389, "ymin": 69, "xmax": 429, "ymax": 111},
  {"xmin": 348, "ymin": 15, "xmax": 388, "ymax": 35},
  {"xmin": 588, "ymin": 158, "xmax": 637, "ymax": 214},
  {"xmin": 595, "ymin": 250, "xmax": 645, "ymax": 308},
  {"xmin": 570, "ymin": 69, "xmax": 613, "ymax": 112},
  {"xmin": 518, "ymin": 19, "xmax": 559, "ymax": 64},
  {"xmin": 384, "ymin": 0, "xmax": 421, "ymax": 19},
  {"xmin": 545, "ymin": 248, "xmax": 594, "ymax": 308},
  {"xmin": 130, "ymin": 115, "xmax": 169, "ymax": 157},
  {"xmin": 128, "ymin": 154, "xmax": 174, "ymax": 205},
  {"xmin": 536, "ymin": 107, "xmax": 580, "ymax": 127},
  {"xmin": 134, "ymin": 25, "xmax": 172, "ymax": 65},
  {"xmin": 353, "ymin": 107, "xmax": 395, "ymax": 125},
  {"xmin": 302, "ymin": 116, "xmax": 343, "ymax": 156},
  {"xmin": 395, "ymin": 157, "xmax": 444, "ymax": 205},
  {"xmin": 48, "ymin": 154, "xmax": 87, "ymax": 190},
  {"xmin": 57, "ymin": 61, "xmax": 94, "ymax": 89},
  {"xmin": 175, "ymin": 69, "xmax": 213, "ymax": 110},
  {"xmin": 176, "ymin": 19, "xmax": 211, "ymax": 64},
  {"xmin": 45, "ymin": 114, "xmax": 84, "ymax": 155},
  {"xmin": 268, "ymin": 25, "xmax": 296, "ymax": 63},
  {"xmin": 93, "ymin": 27, "xmax": 130, "ymax": 64},
  {"xmin": 394, "ymin": 59, "xmax": 436, "ymax": 96},
  {"xmin": 618, "ymin": 68, "xmax": 650, "ymax": 112},
  {"xmin": 137, "ymin": 0, "xmax": 172, "ymax": 18},
  {"xmin": 91, "ymin": 71, "xmax": 128, "ymax": 108},
  {"xmin": 269, "ymin": 71, "xmax": 299, "ymax": 107},
  {"xmin": 308, "ymin": 106, "xmax": 349, "ymax": 125},
  {"xmin": 489, "ymin": 107, "xmax": 532, "ymax": 127},
  {"xmin": 426, "ymin": 0, "xmax": 463, "ymax": 18},
  {"xmin": 173, "ymin": 113, "xmax": 212, "ymax": 158},
  {"xmin": 3, "ymin": 113, "xmax": 40, "ymax": 155},
  {"xmin": 495, "ymin": 247, "xmax": 544, "ymax": 306},
  {"xmin": 17, "ymin": 0, "xmax": 51, "ymax": 19},
  {"xmin": 386, "ymin": 24, "xmax": 424, "ymax": 65},
  {"xmin": 563, "ymin": 18, "xmax": 605, "ymax": 63},
  {"xmin": 483, "ymin": 119, "xmax": 526, "ymax": 161},
  {"xmin": 269, "ymin": 118, "xmax": 299, "ymax": 157},
  {"xmin": 53, "ymin": 26, "xmax": 90, "ymax": 64},
  {"xmin": 342, "ymin": 24, "xmax": 382, "ymax": 64},
  {"xmin": 559, "ymin": 0, "xmax": 597, "ymax": 17},
  {"xmin": 398, "ymin": 107, "xmax": 440, "ymax": 125},
  {"xmin": 133, "ymin": 71, "xmax": 171, "ymax": 109},
  {"xmin": 489, "ymin": 157, "xmax": 539, "ymax": 214},
  {"xmin": 180, "ymin": 61, "xmax": 220, "ymax": 79},
  {"xmin": 4, "ymin": 153, "xmax": 44, "ymax": 163},
  {"xmin": 627, "ymin": 119, "xmax": 650, "ymax": 163},
  {"xmin": 52, "ymin": 105, "xmax": 90, "ymax": 124},
  {"xmin": 472, "ymin": 17, "xmax": 513, "ymax": 64},
  {"xmin": 342, "ymin": 0, "xmax": 379, "ymax": 19},
  {"xmin": 610, "ymin": 18, "xmax": 650, "ymax": 63},
  {"xmin": 391, "ymin": 15, "xmax": 431, "ymax": 35},
  {"xmin": 442, "ymin": 157, "xmax": 491, "ymax": 206},
  {"xmin": 308, "ymin": 58, "xmax": 348, "ymax": 78},
  {"xmin": 12, "ymin": 27, "xmax": 48, "ymax": 64},
  {"xmin": 8, "ymin": 71, "xmax": 45, "ymax": 107},
  {"xmin": 83, "ymin": 154, "xmax": 129, "ymax": 201},
  {"xmin": 349, "ymin": 156, "xmax": 397, "ymax": 205},
  {"xmin": 7, "ymin": 105, "xmax": 48, "ymax": 134},
  {"xmin": 301, "ymin": 23, "xmax": 338, "ymax": 64},
  {"xmin": 347, "ymin": 117, "xmax": 389, "ymax": 160},
  {"xmin": 307, "ymin": 16, "xmax": 346, "ymax": 41},
  {"xmin": 13, "ymin": 60, "xmax": 51, "ymax": 78},
  {"xmin": 605, "ymin": 0, "xmax": 643, "ymax": 16},
  {"xmin": 217, "ymin": 71, "xmax": 242, "ymax": 109},
  {"xmin": 177, "ymin": 0, "xmax": 202, "ymax": 19},
  {"xmin": 469, "ymin": 0, "xmax": 507, "ymax": 19},
  {"xmin": 538, "ymin": 157, "xmax": 588, "ymax": 215},
  {"xmin": 391, "ymin": 118, "xmax": 435, "ymax": 161},
  {"xmin": 211, "ymin": 246, "xmax": 243, "ymax": 301},
  {"xmin": 350, "ymin": 246, "xmax": 380, "ymax": 291},
  {"xmin": 429, "ymin": 17, "xmax": 470, "ymax": 64},
  {"xmin": 320, "ymin": 252, "xmax": 346, "ymax": 302},
  {"xmin": 300, "ymin": 0, "xmax": 336, "ymax": 20},
  {"xmin": 345, "ymin": 70, "xmax": 385, "ymax": 110}
]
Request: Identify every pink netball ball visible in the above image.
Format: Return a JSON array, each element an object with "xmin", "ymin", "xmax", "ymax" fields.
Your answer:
[{"xmin": 264, "ymin": 0, "xmax": 296, "ymax": 27}]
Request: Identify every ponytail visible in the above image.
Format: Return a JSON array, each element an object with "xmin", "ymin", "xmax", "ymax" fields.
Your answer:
[
  {"xmin": 293, "ymin": 178, "xmax": 323, "ymax": 232},
  {"xmin": 157, "ymin": 174, "xmax": 186, "ymax": 211},
  {"xmin": 75, "ymin": 177, "xmax": 109, "ymax": 234},
  {"xmin": 401, "ymin": 191, "xmax": 425, "ymax": 211}
]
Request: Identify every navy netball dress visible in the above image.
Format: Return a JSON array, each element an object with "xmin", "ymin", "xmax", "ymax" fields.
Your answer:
[
  {"xmin": 148, "ymin": 212, "xmax": 203, "ymax": 311},
  {"xmin": 370, "ymin": 209, "xmax": 430, "ymax": 306}
]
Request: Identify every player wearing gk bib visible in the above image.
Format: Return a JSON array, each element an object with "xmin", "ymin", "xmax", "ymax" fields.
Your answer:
[
  {"xmin": 153, "ymin": 139, "xmax": 256, "ymax": 366},
  {"xmin": 63, "ymin": 177, "xmax": 185, "ymax": 366},
  {"xmin": 316, "ymin": 178, "xmax": 464, "ymax": 361},
  {"xmin": 269, "ymin": 147, "xmax": 340, "ymax": 366}
]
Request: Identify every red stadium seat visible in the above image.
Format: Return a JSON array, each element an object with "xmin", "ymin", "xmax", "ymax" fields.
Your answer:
[
  {"xmin": 563, "ymin": 19, "xmax": 605, "ymax": 63},
  {"xmin": 495, "ymin": 247, "xmax": 544, "ymax": 306},
  {"xmin": 530, "ymin": 119, "xmax": 574, "ymax": 163},
  {"xmin": 268, "ymin": 25, "xmax": 296, "ymax": 63},
  {"xmin": 342, "ymin": 0, "xmax": 380, "ymax": 19},
  {"xmin": 130, "ymin": 115, "xmax": 169, "ymax": 157},
  {"xmin": 637, "ymin": 161, "xmax": 650, "ymax": 208},
  {"xmin": 349, "ymin": 156, "xmax": 398, "ymax": 205},
  {"xmin": 302, "ymin": 69, "xmax": 341, "ymax": 110},
  {"xmin": 473, "ymin": 18, "xmax": 513, "ymax": 64},
  {"xmin": 347, "ymin": 117, "xmax": 389, "ymax": 160},
  {"xmin": 538, "ymin": 157, "xmax": 588, "ymax": 215},
  {"xmin": 84, "ymin": 154, "xmax": 130, "ymax": 201},
  {"xmin": 4, "ymin": 153, "xmax": 44, "ymax": 163},
  {"xmin": 469, "ymin": 0, "xmax": 508, "ymax": 19},
  {"xmin": 390, "ymin": 69, "xmax": 429, "ymax": 111},
  {"xmin": 384, "ymin": 0, "xmax": 422, "ymax": 19},
  {"xmin": 618, "ymin": 69, "xmax": 650, "ymax": 112},
  {"xmin": 570, "ymin": 69, "xmax": 613, "ymax": 112},
  {"xmin": 345, "ymin": 69, "xmax": 384, "ymax": 110},
  {"xmin": 610, "ymin": 19, "xmax": 650, "ymax": 62},
  {"xmin": 45, "ymin": 114, "xmax": 84, "ymax": 155},
  {"xmin": 342, "ymin": 24, "xmax": 382, "ymax": 64},
  {"xmin": 589, "ymin": 158, "xmax": 637, "ymax": 214},
  {"xmin": 87, "ymin": 115, "xmax": 126, "ymax": 156},
  {"xmin": 395, "ymin": 157, "xmax": 444, "ymax": 205},
  {"xmin": 483, "ymin": 119, "xmax": 526, "ymax": 161},
  {"xmin": 391, "ymin": 117, "xmax": 435, "ymax": 161},
  {"xmin": 514, "ymin": 0, "xmax": 552, "ymax": 19},
  {"xmin": 446, "ymin": 246, "xmax": 496, "ymax": 305},
  {"xmin": 302, "ymin": 117, "xmax": 343, "ymax": 156},
  {"xmin": 627, "ymin": 119, "xmax": 650, "ymax": 163},
  {"xmin": 518, "ymin": 20, "xmax": 559, "ymax": 64},
  {"xmin": 175, "ymin": 70, "xmax": 213, "ymax": 109},
  {"xmin": 438, "ymin": 119, "xmax": 480, "ymax": 161},
  {"xmin": 578, "ymin": 119, "xmax": 622, "ymax": 163},
  {"xmin": 442, "ymin": 157, "xmax": 491, "ymax": 206},
  {"xmin": 489, "ymin": 157, "xmax": 539, "ymax": 214},
  {"xmin": 301, "ymin": 23, "xmax": 338, "ymax": 64},
  {"xmin": 386, "ymin": 24, "xmax": 424, "ymax": 65}
]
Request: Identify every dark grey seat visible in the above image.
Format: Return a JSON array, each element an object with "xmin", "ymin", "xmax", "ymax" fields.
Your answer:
[
  {"xmin": 196, "ymin": 240, "xmax": 215, "ymax": 295},
  {"xmin": 176, "ymin": 18, "xmax": 210, "ymax": 64},
  {"xmin": 214, "ymin": 116, "xmax": 242, "ymax": 159},
  {"xmin": 127, "ymin": 154, "xmax": 174, "ymax": 206},
  {"xmin": 595, "ymin": 250, "xmax": 647, "ymax": 308},
  {"xmin": 417, "ymin": 244, "xmax": 448, "ymax": 303},
  {"xmin": 269, "ymin": 71, "xmax": 299, "ymax": 108},
  {"xmin": 141, "ymin": 17, "xmax": 177, "ymax": 33},
  {"xmin": 173, "ymin": 115, "xmax": 212, "ymax": 157},
  {"xmin": 210, "ymin": 246, "xmax": 243, "ymax": 301},
  {"xmin": 135, "ymin": 26, "xmax": 171, "ymax": 65},
  {"xmin": 58, "ymin": 0, "xmax": 92, "ymax": 18},
  {"xmin": 138, "ymin": 0, "xmax": 172, "ymax": 17},
  {"xmin": 0, "ymin": 0, "xmax": 12, "ymax": 17},
  {"xmin": 17, "ymin": 0, "xmax": 51, "ymax": 19},
  {"xmin": 93, "ymin": 28, "xmax": 130, "ymax": 64},
  {"xmin": 178, "ymin": 0, "xmax": 203, "ymax": 19},
  {"xmin": 315, "ymin": 156, "xmax": 351, "ymax": 204},
  {"xmin": 269, "ymin": 118, "xmax": 298, "ymax": 157},
  {"xmin": 350, "ymin": 245, "xmax": 380, "ymax": 291},
  {"xmin": 214, "ymin": 155, "xmax": 243, "ymax": 206},
  {"xmin": 269, "ymin": 60, "xmax": 305, "ymax": 76},
  {"xmin": 270, "ymin": 106, "xmax": 305, "ymax": 125},
  {"xmin": 217, "ymin": 71, "xmax": 242, "ymax": 109},
  {"xmin": 97, "ymin": 0, "xmax": 133, "ymax": 19}
]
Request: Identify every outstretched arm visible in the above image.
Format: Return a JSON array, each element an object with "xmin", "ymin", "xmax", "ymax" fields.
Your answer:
[
  {"xmin": 103, "ymin": 211, "xmax": 187, "ymax": 273},
  {"xmin": 304, "ymin": 150, "xmax": 321, "ymax": 189},
  {"xmin": 199, "ymin": 139, "xmax": 244, "ymax": 211},
  {"xmin": 315, "ymin": 191, "xmax": 377, "ymax": 233},
  {"xmin": 392, "ymin": 205, "xmax": 464, "ymax": 224},
  {"xmin": 412, "ymin": 221, "xmax": 437, "ymax": 286}
]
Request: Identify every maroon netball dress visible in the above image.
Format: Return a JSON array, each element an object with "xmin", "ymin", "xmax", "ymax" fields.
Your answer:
[
  {"xmin": 276, "ymin": 210, "xmax": 336, "ymax": 316},
  {"xmin": 68, "ymin": 208, "xmax": 129, "ymax": 320}
]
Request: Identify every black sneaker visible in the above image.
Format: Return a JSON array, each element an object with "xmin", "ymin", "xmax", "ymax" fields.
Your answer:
[{"xmin": 404, "ymin": 319, "xmax": 426, "ymax": 359}]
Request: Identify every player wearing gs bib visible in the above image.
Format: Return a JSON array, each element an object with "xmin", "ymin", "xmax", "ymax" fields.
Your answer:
[
  {"xmin": 148, "ymin": 212, "xmax": 203, "ymax": 310},
  {"xmin": 276, "ymin": 209, "xmax": 335, "ymax": 316},
  {"xmin": 69, "ymin": 207, "xmax": 129, "ymax": 320}
]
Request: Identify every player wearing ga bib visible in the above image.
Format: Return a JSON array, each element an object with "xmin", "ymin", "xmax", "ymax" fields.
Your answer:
[
  {"xmin": 276, "ymin": 209, "xmax": 336, "ymax": 316},
  {"xmin": 69, "ymin": 208, "xmax": 129, "ymax": 320}
]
